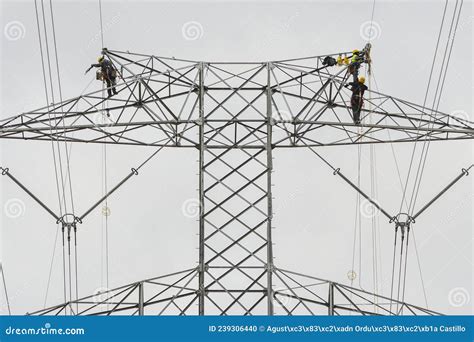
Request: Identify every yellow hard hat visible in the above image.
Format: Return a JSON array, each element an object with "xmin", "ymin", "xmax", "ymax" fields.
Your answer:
[
  {"xmin": 352, "ymin": 49, "xmax": 359, "ymax": 54},
  {"xmin": 98, "ymin": 55, "xmax": 104, "ymax": 62},
  {"xmin": 358, "ymin": 76, "xmax": 366, "ymax": 84}
]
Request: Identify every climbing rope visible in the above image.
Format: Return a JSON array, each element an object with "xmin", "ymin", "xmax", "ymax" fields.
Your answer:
[{"xmin": 97, "ymin": 0, "xmax": 110, "ymax": 297}]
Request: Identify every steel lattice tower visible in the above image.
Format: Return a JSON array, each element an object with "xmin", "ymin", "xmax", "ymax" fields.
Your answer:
[{"xmin": 1, "ymin": 48, "xmax": 473, "ymax": 316}]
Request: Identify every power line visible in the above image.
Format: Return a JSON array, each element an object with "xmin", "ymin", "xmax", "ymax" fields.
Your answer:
[
  {"xmin": 408, "ymin": 0, "xmax": 464, "ymax": 216},
  {"xmin": 34, "ymin": 0, "xmax": 68, "ymax": 306},
  {"xmin": 397, "ymin": 0, "xmax": 449, "ymax": 215},
  {"xmin": 0, "ymin": 263, "xmax": 11, "ymax": 315}
]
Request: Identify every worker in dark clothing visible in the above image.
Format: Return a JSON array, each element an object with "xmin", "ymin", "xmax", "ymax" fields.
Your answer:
[
  {"xmin": 86, "ymin": 55, "xmax": 118, "ymax": 97},
  {"xmin": 345, "ymin": 76, "xmax": 368, "ymax": 125}
]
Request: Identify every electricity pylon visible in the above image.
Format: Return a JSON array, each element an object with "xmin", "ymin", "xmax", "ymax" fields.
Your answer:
[{"xmin": 1, "ymin": 48, "xmax": 472, "ymax": 316}]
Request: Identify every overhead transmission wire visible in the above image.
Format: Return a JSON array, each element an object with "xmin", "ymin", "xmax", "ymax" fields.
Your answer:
[
  {"xmin": 39, "ymin": 0, "xmax": 69, "ymax": 215},
  {"xmin": 34, "ymin": 0, "xmax": 68, "ymax": 310},
  {"xmin": 391, "ymin": 0, "xmax": 461, "ymax": 314},
  {"xmin": 41, "ymin": 0, "xmax": 77, "ymax": 313},
  {"xmin": 49, "ymin": 2, "xmax": 77, "ymax": 296},
  {"xmin": 49, "ymin": 0, "xmax": 75, "ymax": 216},
  {"xmin": 391, "ymin": 0, "xmax": 449, "ymax": 312},
  {"xmin": 0, "ymin": 263, "xmax": 11, "ymax": 315},
  {"xmin": 400, "ymin": 0, "xmax": 463, "ymax": 310},
  {"xmin": 369, "ymin": 70, "xmax": 430, "ymax": 313},
  {"xmin": 397, "ymin": 0, "xmax": 448, "ymax": 215},
  {"xmin": 40, "ymin": 0, "xmax": 75, "ymax": 307},
  {"xmin": 35, "ymin": 0, "xmax": 82, "ymax": 313},
  {"xmin": 43, "ymin": 79, "xmax": 96, "ymax": 310},
  {"xmin": 407, "ymin": 0, "xmax": 463, "ymax": 217},
  {"xmin": 41, "ymin": 0, "xmax": 79, "ymax": 312}
]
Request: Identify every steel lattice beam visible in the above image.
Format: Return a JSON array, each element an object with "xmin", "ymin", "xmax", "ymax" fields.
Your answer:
[
  {"xmin": 27, "ymin": 267, "xmax": 441, "ymax": 316},
  {"xmin": 0, "ymin": 48, "xmax": 472, "ymax": 148}
]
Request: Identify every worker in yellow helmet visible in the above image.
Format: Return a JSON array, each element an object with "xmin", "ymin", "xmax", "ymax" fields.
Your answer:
[
  {"xmin": 348, "ymin": 49, "xmax": 364, "ymax": 82},
  {"xmin": 351, "ymin": 50, "xmax": 360, "ymax": 60},
  {"xmin": 345, "ymin": 76, "xmax": 368, "ymax": 125},
  {"xmin": 86, "ymin": 55, "xmax": 118, "ymax": 98}
]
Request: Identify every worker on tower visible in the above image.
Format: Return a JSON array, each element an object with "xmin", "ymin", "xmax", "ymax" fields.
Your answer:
[
  {"xmin": 86, "ymin": 55, "xmax": 118, "ymax": 98},
  {"xmin": 348, "ymin": 49, "xmax": 364, "ymax": 82},
  {"xmin": 345, "ymin": 76, "xmax": 368, "ymax": 125}
]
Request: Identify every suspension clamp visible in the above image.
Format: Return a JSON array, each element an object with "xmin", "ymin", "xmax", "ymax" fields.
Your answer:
[{"xmin": 57, "ymin": 214, "xmax": 81, "ymax": 226}]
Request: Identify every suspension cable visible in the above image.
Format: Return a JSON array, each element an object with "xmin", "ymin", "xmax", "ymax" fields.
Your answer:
[
  {"xmin": 395, "ymin": 229, "xmax": 405, "ymax": 313},
  {"xmin": 43, "ymin": 224, "xmax": 60, "ymax": 308},
  {"xmin": 42, "ymin": 79, "xmax": 96, "ymax": 310},
  {"xmin": 49, "ymin": 0, "xmax": 76, "ymax": 216},
  {"xmin": 369, "ymin": 69, "xmax": 429, "ymax": 309},
  {"xmin": 400, "ymin": 227, "xmax": 411, "ymax": 312},
  {"xmin": 398, "ymin": 5, "xmax": 463, "ymax": 310},
  {"xmin": 408, "ymin": 0, "xmax": 463, "ymax": 216},
  {"xmin": 39, "ymin": 0, "xmax": 69, "ymax": 216},
  {"xmin": 389, "ymin": 227, "xmax": 398, "ymax": 314},
  {"xmin": 398, "ymin": 0, "xmax": 448, "ymax": 214},
  {"xmin": 34, "ymin": 0, "xmax": 67, "ymax": 306}
]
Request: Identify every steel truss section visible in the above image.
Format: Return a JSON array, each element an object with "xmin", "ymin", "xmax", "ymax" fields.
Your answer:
[
  {"xmin": 28, "ymin": 267, "xmax": 440, "ymax": 316},
  {"xmin": 0, "ymin": 48, "xmax": 472, "ymax": 148},
  {"xmin": 3, "ymin": 48, "xmax": 472, "ymax": 316}
]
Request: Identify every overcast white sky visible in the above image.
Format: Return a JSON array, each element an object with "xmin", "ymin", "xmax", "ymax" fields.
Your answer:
[{"xmin": 0, "ymin": 0, "xmax": 472, "ymax": 315}]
